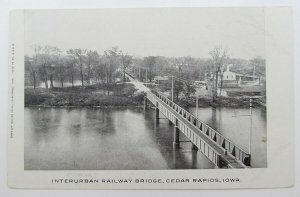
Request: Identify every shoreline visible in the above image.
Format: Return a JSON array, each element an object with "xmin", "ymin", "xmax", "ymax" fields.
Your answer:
[
  {"xmin": 25, "ymin": 87, "xmax": 265, "ymax": 110},
  {"xmin": 25, "ymin": 105, "xmax": 144, "ymax": 109}
]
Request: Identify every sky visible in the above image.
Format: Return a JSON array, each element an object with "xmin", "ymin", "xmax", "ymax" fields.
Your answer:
[{"xmin": 24, "ymin": 8, "xmax": 265, "ymax": 59}]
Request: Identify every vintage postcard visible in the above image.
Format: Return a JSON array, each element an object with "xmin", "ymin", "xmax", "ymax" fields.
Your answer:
[{"xmin": 7, "ymin": 7, "xmax": 294, "ymax": 189}]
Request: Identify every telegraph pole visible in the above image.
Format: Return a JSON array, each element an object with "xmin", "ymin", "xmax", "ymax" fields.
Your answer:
[
  {"xmin": 196, "ymin": 93, "xmax": 199, "ymax": 118},
  {"xmin": 156, "ymin": 78, "xmax": 159, "ymax": 92},
  {"xmin": 249, "ymin": 97, "xmax": 253, "ymax": 155},
  {"xmin": 145, "ymin": 69, "xmax": 148, "ymax": 87},
  {"xmin": 171, "ymin": 75, "xmax": 174, "ymax": 101},
  {"xmin": 139, "ymin": 67, "xmax": 141, "ymax": 81}
]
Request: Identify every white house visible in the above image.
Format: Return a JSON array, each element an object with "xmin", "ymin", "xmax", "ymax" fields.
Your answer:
[{"xmin": 222, "ymin": 64, "xmax": 236, "ymax": 81}]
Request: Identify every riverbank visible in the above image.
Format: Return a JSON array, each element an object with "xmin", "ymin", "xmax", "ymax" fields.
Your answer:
[
  {"xmin": 177, "ymin": 96, "xmax": 257, "ymax": 108},
  {"xmin": 25, "ymin": 84, "xmax": 144, "ymax": 107},
  {"xmin": 25, "ymin": 85, "xmax": 263, "ymax": 109}
]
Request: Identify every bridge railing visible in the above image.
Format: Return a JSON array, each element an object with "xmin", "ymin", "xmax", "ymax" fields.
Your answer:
[{"xmin": 148, "ymin": 90, "xmax": 251, "ymax": 166}]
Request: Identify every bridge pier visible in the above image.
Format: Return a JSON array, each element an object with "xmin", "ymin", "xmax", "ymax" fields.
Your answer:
[
  {"xmin": 144, "ymin": 96, "xmax": 148, "ymax": 111},
  {"xmin": 173, "ymin": 126, "xmax": 180, "ymax": 148},
  {"xmin": 191, "ymin": 148, "xmax": 198, "ymax": 168},
  {"xmin": 155, "ymin": 107, "xmax": 159, "ymax": 124},
  {"xmin": 192, "ymin": 144, "xmax": 199, "ymax": 151}
]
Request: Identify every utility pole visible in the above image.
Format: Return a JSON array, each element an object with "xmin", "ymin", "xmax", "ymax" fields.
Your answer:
[
  {"xmin": 249, "ymin": 97, "xmax": 253, "ymax": 155},
  {"xmin": 253, "ymin": 64, "xmax": 256, "ymax": 81},
  {"xmin": 196, "ymin": 92, "xmax": 199, "ymax": 118},
  {"xmin": 139, "ymin": 67, "xmax": 141, "ymax": 81},
  {"xmin": 171, "ymin": 75, "xmax": 174, "ymax": 101},
  {"xmin": 156, "ymin": 78, "xmax": 159, "ymax": 92},
  {"xmin": 145, "ymin": 69, "xmax": 148, "ymax": 87}
]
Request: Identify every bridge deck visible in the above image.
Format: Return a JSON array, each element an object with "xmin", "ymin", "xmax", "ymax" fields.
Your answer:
[
  {"xmin": 125, "ymin": 72, "xmax": 249, "ymax": 168},
  {"xmin": 147, "ymin": 91, "xmax": 249, "ymax": 169},
  {"xmin": 156, "ymin": 96, "xmax": 245, "ymax": 168}
]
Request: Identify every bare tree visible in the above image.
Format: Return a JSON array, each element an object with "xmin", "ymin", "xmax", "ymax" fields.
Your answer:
[
  {"xmin": 209, "ymin": 46, "xmax": 229, "ymax": 99},
  {"xmin": 28, "ymin": 45, "xmax": 43, "ymax": 88},
  {"xmin": 85, "ymin": 50, "xmax": 100, "ymax": 85},
  {"xmin": 65, "ymin": 55, "xmax": 77, "ymax": 87},
  {"xmin": 55, "ymin": 56, "xmax": 69, "ymax": 88},
  {"xmin": 67, "ymin": 49, "xmax": 87, "ymax": 87},
  {"xmin": 103, "ymin": 47, "xmax": 121, "ymax": 95},
  {"xmin": 36, "ymin": 45, "xmax": 57, "ymax": 89},
  {"xmin": 143, "ymin": 56, "xmax": 157, "ymax": 81},
  {"xmin": 48, "ymin": 46, "xmax": 62, "ymax": 88},
  {"xmin": 120, "ymin": 51, "xmax": 132, "ymax": 82},
  {"xmin": 93, "ymin": 56, "xmax": 106, "ymax": 85},
  {"xmin": 183, "ymin": 82, "xmax": 196, "ymax": 100}
]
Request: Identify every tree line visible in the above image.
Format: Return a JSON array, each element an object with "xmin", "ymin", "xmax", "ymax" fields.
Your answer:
[
  {"xmin": 25, "ymin": 45, "xmax": 265, "ymax": 99},
  {"xmin": 25, "ymin": 45, "xmax": 133, "ymax": 95}
]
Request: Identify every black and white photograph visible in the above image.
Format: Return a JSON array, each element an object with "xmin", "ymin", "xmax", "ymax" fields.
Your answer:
[{"xmin": 23, "ymin": 8, "xmax": 267, "ymax": 170}]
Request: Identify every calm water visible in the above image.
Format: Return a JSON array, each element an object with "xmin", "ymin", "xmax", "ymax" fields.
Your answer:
[
  {"xmin": 25, "ymin": 106, "xmax": 266, "ymax": 170},
  {"xmin": 189, "ymin": 107, "xmax": 267, "ymax": 168}
]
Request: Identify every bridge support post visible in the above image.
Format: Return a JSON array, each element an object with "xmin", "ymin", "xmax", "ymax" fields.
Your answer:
[
  {"xmin": 243, "ymin": 155, "xmax": 251, "ymax": 166},
  {"xmin": 173, "ymin": 126, "xmax": 180, "ymax": 148},
  {"xmin": 192, "ymin": 144, "xmax": 198, "ymax": 151},
  {"xmin": 144, "ymin": 96, "xmax": 147, "ymax": 111},
  {"xmin": 191, "ymin": 148, "xmax": 198, "ymax": 168},
  {"xmin": 155, "ymin": 107, "xmax": 159, "ymax": 123}
]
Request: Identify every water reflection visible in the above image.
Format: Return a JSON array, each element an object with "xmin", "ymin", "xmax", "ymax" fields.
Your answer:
[
  {"xmin": 25, "ymin": 107, "xmax": 215, "ymax": 170},
  {"xmin": 25, "ymin": 106, "xmax": 266, "ymax": 170},
  {"xmin": 190, "ymin": 106, "xmax": 267, "ymax": 168}
]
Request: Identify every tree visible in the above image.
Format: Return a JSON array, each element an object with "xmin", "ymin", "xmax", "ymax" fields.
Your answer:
[
  {"xmin": 36, "ymin": 45, "xmax": 57, "ymax": 89},
  {"xmin": 249, "ymin": 56, "xmax": 265, "ymax": 77},
  {"xmin": 103, "ymin": 47, "xmax": 121, "ymax": 95},
  {"xmin": 27, "ymin": 45, "xmax": 43, "ymax": 88},
  {"xmin": 67, "ymin": 48, "xmax": 87, "ymax": 87},
  {"xmin": 25, "ymin": 56, "xmax": 37, "ymax": 88},
  {"xmin": 85, "ymin": 50, "xmax": 100, "ymax": 85},
  {"xmin": 183, "ymin": 82, "xmax": 196, "ymax": 100},
  {"xmin": 93, "ymin": 56, "xmax": 106, "ymax": 85},
  {"xmin": 173, "ymin": 81, "xmax": 184, "ymax": 101},
  {"xmin": 65, "ymin": 55, "xmax": 77, "ymax": 87},
  {"xmin": 55, "ymin": 56, "xmax": 69, "ymax": 88},
  {"xmin": 48, "ymin": 46, "xmax": 62, "ymax": 88},
  {"xmin": 143, "ymin": 56, "xmax": 157, "ymax": 81},
  {"xmin": 209, "ymin": 46, "xmax": 229, "ymax": 99},
  {"xmin": 120, "ymin": 51, "xmax": 132, "ymax": 82}
]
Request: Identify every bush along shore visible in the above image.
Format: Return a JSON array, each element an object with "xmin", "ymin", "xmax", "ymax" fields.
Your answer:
[
  {"xmin": 25, "ymin": 84, "xmax": 260, "ymax": 109},
  {"xmin": 176, "ymin": 96, "xmax": 258, "ymax": 109},
  {"xmin": 25, "ymin": 83, "xmax": 144, "ymax": 108}
]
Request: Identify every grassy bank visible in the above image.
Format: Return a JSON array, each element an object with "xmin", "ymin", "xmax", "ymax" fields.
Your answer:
[
  {"xmin": 25, "ymin": 84, "xmax": 144, "ymax": 107},
  {"xmin": 25, "ymin": 84, "xmax": 260, "ymax": 109},
  {"xmin": 177, "ymin": 96, "xmax": 255, "ymax": 108}
]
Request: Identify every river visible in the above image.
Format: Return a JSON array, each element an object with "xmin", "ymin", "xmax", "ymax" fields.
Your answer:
[{"xmin": 24, "ymin": 106, "xmax": 266, "ymax": 170}]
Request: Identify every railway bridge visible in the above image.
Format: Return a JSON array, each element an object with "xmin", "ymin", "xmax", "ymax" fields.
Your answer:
[{"xmin": 126, "ymin": 73, "xmax": 251, "ymax": 169}]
